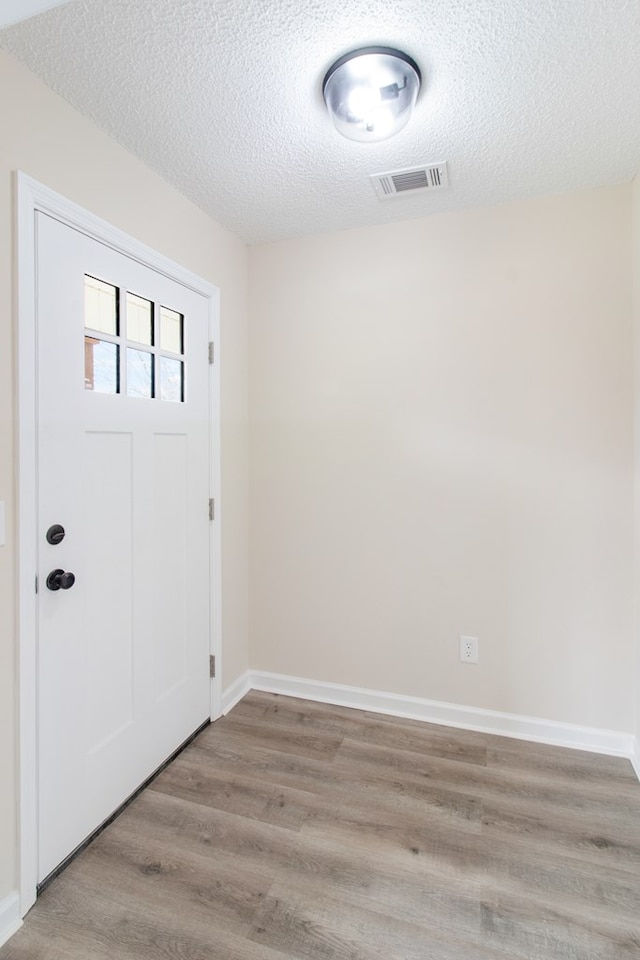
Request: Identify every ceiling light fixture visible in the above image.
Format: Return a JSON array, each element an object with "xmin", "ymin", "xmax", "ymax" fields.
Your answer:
[{"xmin": 323, "ymin": 46, "xmax": 421, "ymax": 143}]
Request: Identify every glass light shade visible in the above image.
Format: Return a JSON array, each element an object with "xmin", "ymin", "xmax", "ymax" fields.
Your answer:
[{"xmin": 323, "ymin": 46, "xmax": 421, "ymax": 143}]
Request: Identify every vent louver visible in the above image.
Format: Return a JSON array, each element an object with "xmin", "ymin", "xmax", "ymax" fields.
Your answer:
[{"xmin": 370, "ymin": 163, "xmax": 449, "ymax": 200}]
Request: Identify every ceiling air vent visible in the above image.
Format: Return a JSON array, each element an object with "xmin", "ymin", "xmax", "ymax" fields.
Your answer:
[{"xmin": 370, "ymin": 162, "xmax": 449, "ymax": 200}]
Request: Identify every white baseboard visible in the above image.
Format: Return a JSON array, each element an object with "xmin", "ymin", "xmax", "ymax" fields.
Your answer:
[
  {"xmin": 239, "ymin": 670, "xmax": 636, "ymax": 762},
  {"xmin": 222, "ymin": 670, "xmax": 252, "ymax": 715},
  {"xmin": 631, "ymin": 746, "xmax": 640, "ymax": 782},
  {"xmin": 0, "ymin": 892, "xmax": 22, "ymax": 949}
]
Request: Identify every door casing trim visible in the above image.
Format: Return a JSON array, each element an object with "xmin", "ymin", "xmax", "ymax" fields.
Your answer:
[{"xmin": 15, "ymin": 171, "xmax": 223, "ymax": 914}]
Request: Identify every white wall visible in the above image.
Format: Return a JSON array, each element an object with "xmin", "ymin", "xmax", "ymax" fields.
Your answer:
[
  {"xmin": 249, "ymin": 186, "xmax": 634, "ymax": 734},
  {"xmin": 633, "ymin": 171, "xmax": 640, "ymax": 767},
  {"xmin": 0, "ymin": 50, "xmax": 250, "ymax": 903}
]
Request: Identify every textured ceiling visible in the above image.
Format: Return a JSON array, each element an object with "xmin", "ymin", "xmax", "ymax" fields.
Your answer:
[{"xmin": 2, "ymin": 0, "xmax": 640, "ymax": 244}]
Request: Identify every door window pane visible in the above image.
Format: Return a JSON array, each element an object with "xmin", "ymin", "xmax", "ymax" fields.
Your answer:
[
  {"xmin": 160, "ymin": 356, "xmax": 183, "ymax": 402},
  {"xmin": 126, "ymin": 293, "xmax": 153, "ymax": 346},
  {"xmin": 85, "ymin": 338, "xmax": 119, "ymax": 393},
  {"xmin": 85, "ymin": 276, "xmax": 118, "ymax": 335},
  {"xmin": 160, "ymin": 307, "xmax": 183, "ymax": 354},
  {"xmin": 127, "ymin": 348, "xmax": 153, "ymax": 398}
]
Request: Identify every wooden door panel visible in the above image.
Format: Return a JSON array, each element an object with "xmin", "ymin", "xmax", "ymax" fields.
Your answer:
[{"xmin": 36, "ymin": 212, "xmax": 211, "ymax": 882}]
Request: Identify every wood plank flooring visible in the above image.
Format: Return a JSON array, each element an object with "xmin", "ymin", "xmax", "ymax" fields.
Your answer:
[{"xmin": 3, "ymin": 691, "xmax": 640, "ymax": 959}]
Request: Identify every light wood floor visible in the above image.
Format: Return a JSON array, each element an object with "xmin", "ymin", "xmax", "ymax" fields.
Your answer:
[{"xmin": 3, "ymin": 691, "xmax": 640, "ymax": 959}]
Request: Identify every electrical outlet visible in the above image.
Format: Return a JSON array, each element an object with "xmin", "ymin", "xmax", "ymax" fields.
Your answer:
[{"xmin": 460, "ymin": 635, "xmax": 478, "ymax": 664}]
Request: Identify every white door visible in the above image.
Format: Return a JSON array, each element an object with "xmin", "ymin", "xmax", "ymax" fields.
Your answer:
[{"xmin": 36, "ymin": 212, "xmax": 212, "ymax": 883}]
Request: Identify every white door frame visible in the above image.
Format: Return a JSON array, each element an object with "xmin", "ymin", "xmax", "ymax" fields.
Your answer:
[{"xmin": 15, "ymin": 172, "xmax": 223, "ymax": 915}]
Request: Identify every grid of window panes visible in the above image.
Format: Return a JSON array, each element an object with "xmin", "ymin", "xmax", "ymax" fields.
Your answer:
[{"xmin": 84, "ymin": 275, "xmax": 184, "ymax": 402}]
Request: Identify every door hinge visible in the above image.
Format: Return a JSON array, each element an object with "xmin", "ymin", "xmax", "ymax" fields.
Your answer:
[
  {"xmin": 209, "ymin": 655, "xmax": 216, "ymax": 678},
  {"xmin": 209, "ymin": 498, "xmax": 215, "ymax": 521},
  {"xmin": 35, "ymin": 575, "xmax": 38, "ymax": 594},
  {"xmin": 208, "ymin": 341, "xmax": 215, "ymax": 365}
]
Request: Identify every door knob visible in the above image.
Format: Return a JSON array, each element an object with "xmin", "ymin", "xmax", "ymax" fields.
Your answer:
[{"xmin": 46, "ymin": 569, "xmax": 76, "ymax": 591}]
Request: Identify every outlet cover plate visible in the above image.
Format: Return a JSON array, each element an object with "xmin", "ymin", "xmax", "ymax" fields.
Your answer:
[{"xmin": 460, "ymin": 635, "xmax": 479, "ymax": 664}]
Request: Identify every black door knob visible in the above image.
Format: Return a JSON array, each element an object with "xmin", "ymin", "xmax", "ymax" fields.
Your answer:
[
  {"xmin": 46, "ymin": 524, "xmax": 66, "ymax": 545},
  {"xmin": 46, "ymin": 569, "xmax": 76, "ymax": 591}
]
